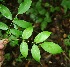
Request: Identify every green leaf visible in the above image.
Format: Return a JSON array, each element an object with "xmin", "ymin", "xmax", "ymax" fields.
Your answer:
[
  {"xmin": 40, "ymin": 42, "xmax": 63, "ymax": 54},
  {"xmin": 13, "ymin": 19, "xmax": 32, "ymax": 28},
  {"xmin": 10, "ymin": 40, "xmax": 18, "ymax": 47},
  {"xmin": 20, "ymin": 41, "xmax": 28, "ymax": 58},
  {"xmin": 0, "ymin": 4, "xmax": 12, "ymax": 20},
  {"xmin": 36, "ymin": 18, "xmax": 43, "ymax": 23},
  {"xmin": 45, "ymin": 12, "xmax": 51, "ymax": 22},
  {"xmin": 34, "ymin": 31, "xmax": 51, "ymax": 44},
  {"xmin": 31, "ymin": 44, "xmax": 41, "ymax": 62},
  {"xmin": 18, "ymin": 0, "xmax": 22, "ymax": 4},
  {"xmin": 64, "ymin": 39, "xmax": 70, "ymax": 46},
  {"xmin": 18, "ymin": 0, "xmax": 32, "ymax": 14},
  {"xmin": 5, "ymin": 53, "xmax": 11, "ymax": 61},
  {"xmin": 50, "ymin": 6, "xmax": 55, "ymax": 12},
  {"xmin": 45, "ymin": 3, "xmax": 50, "ymax": 7},
  {"xmin": 61, "ymin": 0, "xmax": 70, "ymax": 13},
  {"xmin": 22, "ymin": 27, "xmax": 33, "ymax": 39},
  {"xmin": 9, "ymin": 35, "xmax": 17, "ymax": 41},
  {"xmin": 0, "ymin": 22, "xmax": 8, "ymax": 30},
  {"xmin": 41, "ymin": 21, "xmax": 48, "ymax": 31},
  {"xmin": 10, "ymin": 29, "xmax": 22, "ymax": 37},
  {"xmin": 39, "ymin": 9, "xmax": 46, "ymax": 15},
  {"xmin": 68, "ymin": 34, "xmax": 70, "ymax": 39}
]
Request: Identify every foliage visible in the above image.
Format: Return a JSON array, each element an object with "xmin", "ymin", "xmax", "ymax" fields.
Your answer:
[
  {"xmin": 20, "ymin": 41, "xmax": 28, "ymax": 58},
  {"xmin": 0, "ymin": 22, "xmax": 8, "ymax": 30},
  {"xmin": 0, "ymin": 4, "xmax": 12, "ymax": 20},
  {"xmin": 61, "ymin": 0, "xmax": 70, "ymax": 13},
  {"xmin": 64, "ymin": 34, "xmax": 70, "ymax": 46},
  {"xmin": 15, "ymin": 54, "xmax": 23, "ymax": 62},
  {"xmin": 20, "ymin": 31, "xmax": 63, "ymax": 62},
  {"xmin": 31, "ymin": 44, "xmax": 41, "ymax": 62},
  {"xmin": 34, "ymin": 31, "xmax": 51, "ymax": 44},
  {"xmin": 40, "ymin": 42, "xmax": 63, "ymax": 54},
  {"xmin": 18, "ymin": 0, "xmax": 32, "ymax": 14},
  {"xmin": 0, "ymin": 0, "xmax": 63, "ymax": 63},
  {"xmin": 22, "ymin": 27, "xmax": 33, "ymax": 39},
  {"xmin": 26, "ymin": 0, "xmax": 60, "ymax": 30},
  {"xmin": 18, "ymin": 0, "xmax": 22, "ymax": 4},
  {"xmin": 5, "ymin": 53, "xmax": 11, "ymax": 61}
]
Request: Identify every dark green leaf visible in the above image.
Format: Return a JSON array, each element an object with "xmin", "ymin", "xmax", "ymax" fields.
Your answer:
[
  {"xmin": 64, "ymin": 39, "xmax": 70, "ymax": 46},
  {"xmin": 61, "ymin": 0, "xmax": 70, "ymax": 13},
  {"xmin": 41, "ymin": 21, "xmax": 48, "ymax": 31},
  {"xmin": 45, "ymin": 12, "xmax": 51, "ymax": 22},
  {"xmin": 10, "ymin": 40, "xmax": 18, "ymax": 47},
  {"xmin": 18, "ymin": 0, "xmax": 22, "ymax": 4}
]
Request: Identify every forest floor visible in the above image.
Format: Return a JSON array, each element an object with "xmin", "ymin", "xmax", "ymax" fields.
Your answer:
[{"xmin": 0, "ymin": 0, "xmax": 70, "ymax": 67}]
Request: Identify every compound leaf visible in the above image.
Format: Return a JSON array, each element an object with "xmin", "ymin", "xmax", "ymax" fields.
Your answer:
[
  {"xmin": 20, "ymin": 41, "xmax": 28, "ymax": 58},
  {"xmin": 22, "ymin": 27, "xmax": 33, "ymax": 39},
  {"xmin": 31, "ymin": 44, "xmax": 41, "ymax": 62},
  {"xmin": 34, "ymin": 31, "xmax": 51, "ymax": 44},
  {"xmin": 0, "ymin": 22, "xmax": 8, "ymax": 30},
  {"xmin": 18, "ymin": 0, "xmax": 32, "ymax": 14},
  {"xmin": 0, "ymin": 4, "xmax": 12, "ymax": 20},
  {"xmin": 40, "ymin": 42, "xmax": 63, "ymax": 54}
]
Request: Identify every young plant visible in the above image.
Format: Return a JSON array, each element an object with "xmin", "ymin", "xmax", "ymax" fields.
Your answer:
[
  {"xmin": 0, "ymin": 0, "xmax": 63, "ymax": 63},
  {"xmin": 20, "ymin": 29, "xmax": 63, "ymax": 62}
]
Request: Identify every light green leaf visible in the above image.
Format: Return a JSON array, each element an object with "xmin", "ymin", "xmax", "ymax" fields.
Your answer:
[
  {"xmin": 40, "ymin": 42, "xmax": 63, "ymax": 54},
  {"xmin": 31, "ymin": 44, "xmax": 41, "ymax": 62},
  {"xmin": 13, "ymin": 19, "xmax": 32, "ymax": 28},
  {"xmin": 22, "ymin": 27, "xmax": 33, "ymax": 39},
  {"xmin": 0, "ymin": 4, "xmax": 12, "ymax": 20},
  {"xmin": 0, "ymin": 22, "xmax": 8, "ymax": 30},
  {"xmin": 18, "ymin": 0, "xmax": 32, "ymax": 14},
  {"xmin": 10, "ymin": 29, "xmax": 22, "ymax": 37},
  {"xmin": 20, "ymin": 41, "xmax": 28, "ymax": 58},
  {"xmin": 34, "ymin": 31, "xmax": 51, "ymax": 44}
]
